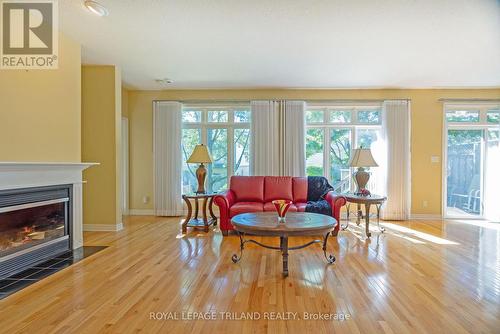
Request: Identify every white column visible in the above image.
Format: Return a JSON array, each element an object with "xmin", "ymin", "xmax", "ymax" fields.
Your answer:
[{"xmin": 72, "ymin": 182, "xmax": 84, "ymax": 249}]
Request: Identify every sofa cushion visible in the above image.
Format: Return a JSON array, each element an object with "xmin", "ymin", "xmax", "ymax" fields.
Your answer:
[
  {"xmin": 230, "ymin": 176, "xmax": 265, "ymax": 202},
  {"xmin": 229, "ymin": 202, "xmax": 264, "ymax": 217},
  {"xmin": 292, "ymin": 177, "xmax": 308, "ymax": 203},
  {"xmin": 263, "ymin": 176, "xmax": 293, "ymax": 202},
  {"xmin": 263, "ymin": 202, "xmax": 297, "ymax": 212},
  {"xmin": 294, "ymin": 202, "xmax": 307, "ymax": 212}
]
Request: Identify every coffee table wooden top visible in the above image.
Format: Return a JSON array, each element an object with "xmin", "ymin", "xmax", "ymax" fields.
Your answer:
[{"xmin": 231, "ymin": 212, "xmax": 337, "ymax": 236}]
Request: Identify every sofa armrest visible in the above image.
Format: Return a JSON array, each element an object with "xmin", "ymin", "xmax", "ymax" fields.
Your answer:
[
  {"xmin": 214, "ymin": 189, "xmax": 235, "ymax": 209},
  {"xmin": 324, "ymin": 191, "xmax": 347, "ymax": 234},
  {"xmin": 214, "ymin": 190, "xmax": 236, "ymax": 234}
]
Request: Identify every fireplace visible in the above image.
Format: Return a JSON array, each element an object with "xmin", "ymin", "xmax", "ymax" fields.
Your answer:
[{"xmin": 0, "ymin": 185, "xmax": 72, "ymax": 279}]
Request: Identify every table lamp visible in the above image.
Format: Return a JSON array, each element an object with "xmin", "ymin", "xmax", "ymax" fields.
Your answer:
[
  {"xmin": 348, "ymin": 147, "xmax": 378, "ymax": 195},
  {"xmin": 187, "ymin": 144, "xmax": 213, "ymax": 194}
]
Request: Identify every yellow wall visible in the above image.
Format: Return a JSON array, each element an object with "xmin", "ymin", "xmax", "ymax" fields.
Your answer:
[
  {"xmin": 82, "ymin": 65, "xmax": 122, "ymax": 227},
  {"xmin": 0, "ymin": 33, "xmax": 81, "ymax": 162},
  {"xmin": 128, "ymin": 88, "xmax": 500, "ymax": 216}
]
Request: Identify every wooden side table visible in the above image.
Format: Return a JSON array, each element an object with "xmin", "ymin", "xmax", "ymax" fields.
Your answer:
[
  {"xmin": 342, "ymin": 193, "xmax": 387, "ymax": 238},
  {"xmin": 181, "ymin": 193, "xmax": 217, "ymax": 233}
]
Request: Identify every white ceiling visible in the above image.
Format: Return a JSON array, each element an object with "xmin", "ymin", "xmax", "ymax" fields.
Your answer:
[{"xmin": 59, "ymin": 0, "xmax": 500, "ymax": 90}]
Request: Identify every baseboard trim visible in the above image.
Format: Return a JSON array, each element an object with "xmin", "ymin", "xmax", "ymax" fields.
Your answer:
[
  {"xmin": 129, "ymin": 210, "xmax": 442, "ymax": 221},
  {"xmin": 410, "ymin": 214, "xmax": 443, "ymax": 221},
  {"xmin": 154, "ymin": 209, "xmax": 184, "ymax": 217},
  {"xmin": 128, "ymin": 209, "xmax": 155, "ymax": 216},
  {"xmin": 83, "ymin": 223, "xmax": 124, "ymax": 232}
]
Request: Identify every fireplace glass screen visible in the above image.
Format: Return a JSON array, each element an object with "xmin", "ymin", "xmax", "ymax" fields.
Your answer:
[{"xmin": 0, "ymin": 202, "xmax": 66, "ymax": 258}]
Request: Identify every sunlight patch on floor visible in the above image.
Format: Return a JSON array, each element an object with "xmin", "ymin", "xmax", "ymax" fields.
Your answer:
[
  {"xmin": 346, "ymin": 226, "xmax": 369, "ymax": 241},
  {"xmin": 345, "ymin": 223, "xmax": 427, "ymax": 244},
  {"xmin": 391, "ymin": 232, "xmax": 426, "ymax": 244},
  {"xmin": 380, "ymin": 223, "xmax": 460, "ymax": 245},
  {"xmin": 446, "ymin": 207, "xmax": 481, "ymax": 218},
  {"xmin": 452, "ymin": 219, "xmax": 500, "ymax": 231}
]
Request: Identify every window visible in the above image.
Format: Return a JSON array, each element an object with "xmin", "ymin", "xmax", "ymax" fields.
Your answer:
[
  {"xmin": 181, "ymin": 128, "xmax": 202, "ymax": 193},
  {"xmin": 358, "ymin": 110, "xmax": 381, "ymax": 124},
  {"xmin": 330, "ymin": 110, "xmax": 351, "ymax": 123},
  {"xmin": 181, "ymin": 105, "xmax": 251, "ymax": 193},
  {"xmin": 306, "ymin": 109, "xmax": 325, "ymax": 123},
  {"xmin": 445, "ymin": 109, "xmax": 480, "ymax": 123},
  {"xmin": 208, "ymin": 110, "xmax": 228, "ymax": 123},
  {"xmin": 305, "ymin": 105, "xmax": 382, "ymax": 193},
  {"xmin": 487, "ymin": 108, "xmax": 499, "ymax": 124},
  {"xmin": 329, "ymin": 128, "xmax": 351, "ymax": 190},
  {"xmin": 182, "ymin": 109, "xmax": 202, "ymax": 123},
  {"xmin": 305, "ymin": 129, "xmax": 324, "ymax": 176}
]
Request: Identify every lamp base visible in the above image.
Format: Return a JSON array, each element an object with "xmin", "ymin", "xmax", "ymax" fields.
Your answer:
[
  {"xmin": 195, "ymin": 163, "xmax": 207, "ymax": 194},
  {"xmin": 353, "ymin": 167, "xmax": 370, "ymax": 195}
]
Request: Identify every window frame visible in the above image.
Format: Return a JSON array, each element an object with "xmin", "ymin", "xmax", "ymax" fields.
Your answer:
[
  {"xmin": 182, "ymin": 104, "xmax": 251, "ymax": 193},
  {"xmin": 305, "ymin": 103, "xmax": 383, "ymax": 191}
]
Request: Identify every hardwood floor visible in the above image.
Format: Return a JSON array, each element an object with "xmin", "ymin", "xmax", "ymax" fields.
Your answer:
[{"xmin": 0, "ymin": 216, "xmax": 499, "ymax": 333}]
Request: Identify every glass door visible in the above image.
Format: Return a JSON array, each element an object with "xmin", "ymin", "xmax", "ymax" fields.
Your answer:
[
  {"xmin": 444, "ymin": 104, "xmax": 500, "ymax": 220},
  {"xmin": 446, "ymin": 129, "xmax": 484, "ymax": 218}
]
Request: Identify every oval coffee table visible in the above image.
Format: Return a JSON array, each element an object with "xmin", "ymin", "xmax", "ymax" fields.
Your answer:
[{"xmin": 230, "ymin": 212, "xmax": 337, "ymax": 277}]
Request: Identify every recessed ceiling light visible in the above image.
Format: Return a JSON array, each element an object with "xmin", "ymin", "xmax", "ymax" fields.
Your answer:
[
  {"xmin": 84, "ymin": 1, "xmax": 109, "ymax": 17},
  {"xmin": 156, "ymin": 78, "xmax": 174, "ymax": 85}
]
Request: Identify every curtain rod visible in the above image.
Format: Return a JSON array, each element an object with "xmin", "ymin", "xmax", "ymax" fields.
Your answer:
[
  {"xmin": 439, "ymin": 98, "xmax": 500, "ymax": 103},
  {"xmin": 171, "ymin": 99, "xmax": 250, "ymax": 104},
  {"xmin": 306, "ymin": 99, "xmax": 410, "ymax": 103},
  {"xmin": 154, "ymin": 98, "xmax": 411, "ymax": 103}
]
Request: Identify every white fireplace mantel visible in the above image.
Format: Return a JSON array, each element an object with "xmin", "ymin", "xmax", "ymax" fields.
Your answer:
[{"xmin": 0, "ymin": 162, "xmax": 99, "ymax": 249}]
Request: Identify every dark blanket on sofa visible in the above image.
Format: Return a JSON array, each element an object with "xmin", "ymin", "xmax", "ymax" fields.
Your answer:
[{"xmin": 305, "ymin": 176, "xmax": 334, "ymax": 216}]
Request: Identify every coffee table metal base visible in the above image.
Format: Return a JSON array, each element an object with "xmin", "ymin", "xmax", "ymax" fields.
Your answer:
[{"xmin": 231, "ymin": 232, "xmax": 335, "ymax": 277}]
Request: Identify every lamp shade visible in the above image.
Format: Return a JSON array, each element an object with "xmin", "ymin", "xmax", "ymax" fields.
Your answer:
[
  {"xmin": 187, "ymin": 144, "xmax": 213, "ymax": 164},
  {"xmin": 348, "ymin": 148, "xmax": 378, "ymax": 167}
]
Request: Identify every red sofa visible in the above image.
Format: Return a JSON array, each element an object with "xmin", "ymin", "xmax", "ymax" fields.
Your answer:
[{"xmin": 214, "ymin": 176, "xmax": 346, "ymax": 236}]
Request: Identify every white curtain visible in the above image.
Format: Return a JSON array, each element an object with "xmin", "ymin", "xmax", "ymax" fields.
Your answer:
[
  {"xmin": 251, "ymin": 101, "xmax": 281, "ymax": 176},
  {"xmin": 282, "ymin": 101, "xmax": 306, "ymax": 176},
  {"xmin": 153, "ymin": 101, "xmax": 183, "ymax": 216},
  {"xmin": 380, "ymin": 100, "xmax": 411, "ymax": 220}
]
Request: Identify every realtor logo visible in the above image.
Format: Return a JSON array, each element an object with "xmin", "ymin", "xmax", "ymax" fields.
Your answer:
[{"xmin": 1, "ymin": 0, "xmax": 58, "ymax": 69}]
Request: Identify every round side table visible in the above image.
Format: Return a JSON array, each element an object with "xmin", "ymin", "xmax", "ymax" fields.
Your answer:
[
  {"xmin": 342, "ymin": 193, "xmax": 387, "ymax": 237},
  {"xmin": 181, "ymin": 193, "xmax": 217, "ymax": 233}
]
